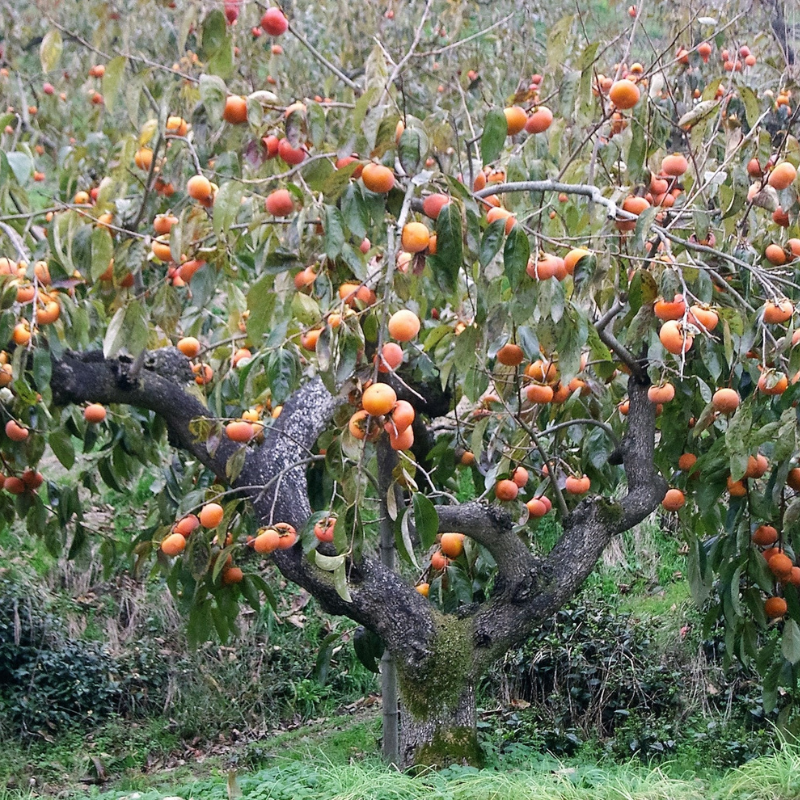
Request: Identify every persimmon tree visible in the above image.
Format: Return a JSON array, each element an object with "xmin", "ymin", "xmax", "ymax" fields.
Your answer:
[{"xmin": 1, "ymin": 0, "xmax": 800, "ymax": 767}]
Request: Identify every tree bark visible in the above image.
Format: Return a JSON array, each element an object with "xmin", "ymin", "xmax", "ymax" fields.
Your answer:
[
  {"xmin": 47, "ymin": 348, "xmax": 667, "ymax": 768},
  {"xmin": 398, "ymin": 681, "xmax": 479, "ymax": 768}
]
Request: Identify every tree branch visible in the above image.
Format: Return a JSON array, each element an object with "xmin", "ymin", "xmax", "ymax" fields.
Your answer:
[{"xmin": 50, "ymin": 348, "xmax": 236, "ymax": 479}]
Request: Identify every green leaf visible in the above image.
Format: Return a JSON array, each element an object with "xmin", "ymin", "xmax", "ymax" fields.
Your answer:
[
  {"xmin": 226, "ymin": 447, "xmax": 247, "ymax": 482},
  {"xmin": 290, "ymin": 291, "xmax": 321, "ymax": 325},
  {"xmin": 267, "ymin": 349, "xmax": 299, "ymax": 404},
  {"xmin": 739, "ymin": 85, "xmax": 761, "ymax": 130},
  {"xmin": 398, "ymin": 509, "xmax": 420, "ymax": 568},
  {"xmin": 49, "ymin": 429, "xmax": 75, "ymax": 470},
  {"xmin": 427, "ymin": 203, "xmax": 462, "ymax": 296},
  {"xmin": 412, "ymin": 493, "xmax": 439, "ymax": 550},
  {"xmin": 103, "ymin": 299, "xmax": 148, "ymax": 359},
  {"xmin": 341, "ymin": 183, "xmax": 369, "ymax": 240},
  {"xmin": 628, "ymin": 269, "xmax": 658, "ymax": 313},
  {"xmin": 454, "ymin": 322, "xmax": 480, "ymax": 375},
  {"xmin": 246, "ymin": 274, "xmax": 276, "ymax": 342},
  {"xmin": 32, "ymin": 347, "xmax": 51, "ymax": 395},
  {"xmin": 199, "ymin": 74, "xmax": 227, "ymax": 122},
  {"xmin": 726, "ymin": 402, "xmax": 752, "ymax": 481},
  {"xmin": 245, "ymin": 573, "xmax": 277, "ymax": 611},
  {"xmin": 200, "ymin": 9, "xmax": 227, "ymax": 58},
  {"xmin": 208, "ymin": 40, "xmax": 234, "ymax": 79},
  {"xmin": 398, "ymin": 127, "xmax": 427, "ymax": 176},
  {"xmin": 480, "ymin": 218, "xmax": 506, "ymax": 267},
  {"xmin": 481, "ymin": 108, "xmax": 508, "ymax": 165},
  {"xmin": 314, "ymin": 551, "xmax": 345, "ymax": 572},
  {"xmin": 333, "ymin": 561, "xmax": 352, "ymax": 602},
  {"xmin": 632, "ymin": 206, "xmax": 658, "ymax": 251},
  {"xmin": 102, "ymin": 56, "xmax": 127, "ymax": 114},
  {"xmin": 353, "ymin": 626, "xmax": 384, "ymax": 673},
  {"xmin": 6, "ymin": 152, "xmax": 32, "ymax": 184},
  {"xmin": 40, "ymin": 29, "xmax": 63, "ymax": 73},
  {"xmin": 783, "ymin": 619, "xmax": 800, "ymax": 665},
  {"xmin": 323, "ymin": 205, "xmax": 345, "ymax": 260},
  {"xmin": 503, "ymin": 225, "xmax": 529, "ymax": 290},
  {"xmin": 91, "ymin": 227, "xmax": 114, "ymax": 282},
  {"xmin": 213, "ymin": 181, "xmax": 244, "ymax": 236}
]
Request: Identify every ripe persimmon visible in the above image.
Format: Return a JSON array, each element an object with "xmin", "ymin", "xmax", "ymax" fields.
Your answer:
[
  {"xmin": 361, "ymin": 163, "xmax": 395, "ymax": 193},
  {"xmin": 430, "ymin": 550, "xmax": 449, "ymax": 571},
  {"xmin": 440, "ymin": 532, "xmax": 465, "ymax": 558},
  {"xmin": 654, "ymin": 294, "xmax": 686, "ymax": 321},
  {"xmin": 254, "ymin": 527, "xmax": 280, "ymax": 553},
  {"xmin": 678, "ymin": 453, "xmax": 697, "ymax": 471},
  {"xmin": 422, "ymin": 193, "xmax": 450, "ymax": 219},
  {"xmin": 661, "ymin": 153, "xmax": 688, "ymax": 176},
  {"xmin": 223, "ymin": 95, "xmax": 248, "ymax": 124},
  {"xmin": 608, "ymin": 79, "xmax": 640, "ymax": 109},
  {"xmin": 504, "ymin": 106, "xmax": 528, "ymax": 135},
  {"xmin": 134, "ymin": 148, "xmax": 153, "ymax": 171},
  {"xmin": 688, "ymin": 304, "xmax": 718, "ymax": 331},
  {"xmin": 525, "ymin": 106, "xmax": 553, "ymax": 134},
  {"xmin": 770, "ymin": 553, "xmax": 794, "ymax": 580},
  {"xmin": 497, "ymin": 343, "xmax": 524, "ymax": 366},
  {"xmin": 84, "ymin": 403, "xmax": 107, "ymax": 423},
  {"xmin": 401, "ymin": 222, "xmax": 430, "ymax": 253},
  {"xmin": 175, "ymin": 514, "xmax": 200, "ymax": 536},
  {"xmin": 765, "ymin": 596, "xmax": 788, "ymax": 619},
  {"xmin": 564, "ymin": 248, "xmax": 590, "ymax": 275},
  {"xmin": 768, "ymin": 162, "xmax": 797, "ymax": 190},
  {"xmin": 712, "ymin": 388, "xmax": 739, "ymax": 413},
  {"xmin": 362, "ymin": 384, "xmax": 397, "ymax": 416},
  {"xmin": 752, "ymin": 525, "xmax": 778, "ymax": 546},
  {"xmin": 727, "ymin": 476, "xmax": 747, "ymax": 497},
  {"xmin": 187, "ymin": 174, "xmax": 213, "ymax": 201},
  {"xmin": 763, "ymin": 300, "xmax": 793, "ymax": 324},
  {"xmin": 512, "ymin": 467, "xmax": 528, "ymax": 487},
  {"xmin": 226, "ymin": 420, "xmax": 254, "ymax": 442},
  {"xmin": 526, "ymin": 497, "xmax": 548, "ymax": 517},
  {"xmin": 261, "ymin": 7, "xmax": 288, "ymax": 35},
  {"xmin": 5, "ymin": 420, "xmax": 28, "ymax": 441},
  {"xmin": 386, "ymin": 400, "xmax": 415, "ymax": 434},
  {"xmin": 662, "ymin": 488, "xmax": 685, "ymax": 511},
  {"xmin": 648, "ymin": 382, "xmax": 675, "ymax": 403},
  {"xmin": 199, "ymin": 502, "xmax": 224, "ymax": 528},
  {"xmin": 565, "ymin": 475, "xmax": 591, "ymax": 494},
  {"xmin": 659, "ymin": 320, "xmax": 693, "ymax": 355},
  {"xmin": 177, "ymin": 337, "xmax": 201, "ymax": 358},
  {"xmin": 765, "ymin": 244, "xmax": 787, "ymax": 266},
  {"xmin": 388, "ymin": 424, "xmax": 414, "ymax": 450},
  {"xmin": 265, "ymin": 189, "xmax": 295, "ymax": 216},
  {"xmin": 161, "ymin": 533, "xmax": 186, "ymax": 556},
  {"xmin": 495, "ymin": 479, "xmax": 519, "ymax": 501},
  {"xmin": 377, "ymin": 342, "xmax": 403, "ymax": 373},
  {"xmin": 526, "ymin": 382, "xmax": 554, "ymax": 404},
  {"xmin": 388, "ymin": 309, "xmax": 421, "ymax": 342}
]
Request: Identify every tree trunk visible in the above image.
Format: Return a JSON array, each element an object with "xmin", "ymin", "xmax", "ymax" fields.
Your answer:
[{"xmin": 398, "ymin": 681, "xmax": 480, "ymax": 768}]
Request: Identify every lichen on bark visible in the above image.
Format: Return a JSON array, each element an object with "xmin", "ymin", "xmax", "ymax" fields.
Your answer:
[{"xmin": 397, "ymin": 612, "xmax": 473, "ymax": 720}]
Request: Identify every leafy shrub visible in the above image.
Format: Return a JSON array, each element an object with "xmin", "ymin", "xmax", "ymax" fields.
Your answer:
[
  {"xmin": 483, "ymin": 596, "xmax": 775, "ymax": 766},
  {"xmin": 0, "ymin": 579, "xmax": 167, "ymax": 738}
]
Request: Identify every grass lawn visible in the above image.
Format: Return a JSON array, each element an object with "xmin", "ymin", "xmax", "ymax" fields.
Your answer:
[{"xmin": 10, "ymin": 714, "xmax": 798, "ymax": 800}]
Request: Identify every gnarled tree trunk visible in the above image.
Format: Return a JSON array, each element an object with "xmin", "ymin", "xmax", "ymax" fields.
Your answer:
[
  {"xmin": 399, "ymin": 681, "xmax": 479, "ymax": 768},
  {"xmin": 49, "ymin": 350, "xmax": 666, "ymax": 768}
]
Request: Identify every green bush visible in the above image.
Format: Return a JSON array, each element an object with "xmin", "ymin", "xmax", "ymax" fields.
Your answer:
[{"xmin": 0, "ymin": 579, "xmax": 167, "ymax": 738}]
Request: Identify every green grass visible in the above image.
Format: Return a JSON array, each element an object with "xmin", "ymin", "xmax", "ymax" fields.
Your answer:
[{"xmin": 23, "ymin": 741, "xmax": 800, "ymax": 800}]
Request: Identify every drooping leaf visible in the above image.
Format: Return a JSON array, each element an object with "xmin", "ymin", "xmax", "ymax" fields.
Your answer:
[
  {"xmin": 481, "ymin": 108, "xmax": 508, "ymax": 165},
  {"xmin": 40, "ymin": 29, "xmax": 63, "ymax": 73}
]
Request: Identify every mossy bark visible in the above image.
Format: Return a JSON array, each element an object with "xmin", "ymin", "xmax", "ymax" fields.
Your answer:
[
  {"xmin": 398, "ymin": 681, "xmax": 481, "ymax": 768},
  {"xmin": 396, "ymin": 614, "xmax": 481, "ymax": 767}
]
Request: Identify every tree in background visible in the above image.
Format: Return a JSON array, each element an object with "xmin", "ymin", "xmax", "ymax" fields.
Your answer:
[{"xmin": 0, "ymin": 0, "xmax": 799, "ymax": 766}]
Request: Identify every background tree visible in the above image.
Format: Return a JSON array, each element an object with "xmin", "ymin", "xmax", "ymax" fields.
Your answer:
[{"xmin": 1, "ymin": 0, "xmax": 799, "ymax": 767}]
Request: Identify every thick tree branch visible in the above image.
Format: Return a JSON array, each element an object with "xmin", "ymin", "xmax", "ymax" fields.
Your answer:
[
  {"xmin": 436, "ymin": 502, "xmax": 537, "ymax": 590},
  {"xmin": 466, "ymin": 372, "xmax": 666, "ymax": 673},
  {"xmin": 50, "ymin": 348, "xmax": 236, "ymax": 479}
]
